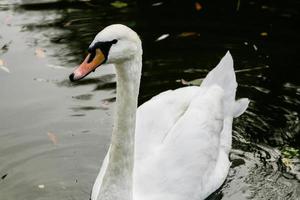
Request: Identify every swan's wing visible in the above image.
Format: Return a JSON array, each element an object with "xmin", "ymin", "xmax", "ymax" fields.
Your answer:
[
  {"xmin": 91, "ymin": 86, "xmax": 200, "ymax": 200},
  {"xmin": 135, "ymin": 86, "xmax": 201, "ymax": 160},
  {"xmin": 134, "ymin": 86, "xmax": 229, "ymax": 200},
  {"xmin": 134, "ymin": 52, "xmax": 249, "ymax": 200}
]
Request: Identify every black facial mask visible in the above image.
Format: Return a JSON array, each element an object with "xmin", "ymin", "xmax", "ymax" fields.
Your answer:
[{"xmin": 87, "ymin": 39, "xmax": 118, "ymax": 63}]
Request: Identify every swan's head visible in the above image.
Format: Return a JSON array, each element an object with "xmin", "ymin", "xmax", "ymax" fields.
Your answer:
[{"xmin": 69, "ymin": 24, "xmax": 142, "ymax": 81}]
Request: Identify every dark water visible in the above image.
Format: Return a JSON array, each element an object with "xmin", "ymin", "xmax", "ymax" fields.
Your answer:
[{"xmin": 0, "ymin": 0, "xmax": 299, "ymax": 199}]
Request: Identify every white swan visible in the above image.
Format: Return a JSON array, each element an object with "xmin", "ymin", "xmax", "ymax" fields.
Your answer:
[{"xmin": 69, "ymin": 24, "xmax": 249, "ymax": 200}]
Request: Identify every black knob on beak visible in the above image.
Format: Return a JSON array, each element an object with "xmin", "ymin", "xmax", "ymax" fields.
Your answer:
[{"xmin": 69, "ymin": 73, "xmax": 75, "ymax": 82}]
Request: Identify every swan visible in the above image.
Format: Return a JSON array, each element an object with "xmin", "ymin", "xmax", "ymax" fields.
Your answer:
[{"xmin": 69, "ymin": 24, "xmax": 249, "ymax": 200}]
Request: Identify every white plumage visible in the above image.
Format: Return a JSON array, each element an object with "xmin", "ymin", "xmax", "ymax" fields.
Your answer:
[
  {"xmin": 70, "ymin": 24, "xmax": 249, "ymax": 200},
  {"xmin": 134, "ymin": 52, "xmax": 249, "ymax": 200}
]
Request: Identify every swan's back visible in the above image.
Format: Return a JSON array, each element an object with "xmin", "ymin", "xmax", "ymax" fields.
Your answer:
[{"xmin": 134, "ymin": 52, "xmax": 249, "ymax": 200}]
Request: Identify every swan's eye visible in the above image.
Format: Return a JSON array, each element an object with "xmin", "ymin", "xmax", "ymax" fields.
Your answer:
[
  {"xmin": 111, "ymin": 39, "xmax": 118, "ymax": 44},
  {"xmin": 87, "ymin": 39, "xmax": 118, "ymax": 63},
  {"xmin": 87, "ymin": 48, "xmax": 96, "ymax": 63}
]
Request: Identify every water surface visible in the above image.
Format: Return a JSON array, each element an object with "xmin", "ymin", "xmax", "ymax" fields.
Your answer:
[{"xmin": 0, "ymin": 0, "xmax": 299, "ymax": 199}]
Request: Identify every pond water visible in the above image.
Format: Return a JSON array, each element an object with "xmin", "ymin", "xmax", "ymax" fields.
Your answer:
[{"xmin": 0, "ymin": 0, "xmax": 299, "ymax": 199}]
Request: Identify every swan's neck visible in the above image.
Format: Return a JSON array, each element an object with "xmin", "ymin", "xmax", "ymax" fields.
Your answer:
[{"xmin": 98, "ymin": 55, "xmax": 142, "ymax": 200}]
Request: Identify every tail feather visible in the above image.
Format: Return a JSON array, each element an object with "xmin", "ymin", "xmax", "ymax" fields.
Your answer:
[
  {"xmin": 201, "ymin": 51, "xmax": 248, "ymax": 116},
  {"xmin": 201, "ymin": 51, "xmax": 237, "ymax": 96},
  {"xmin": 233, "ymin": 98, "xmax": 249, "ymax": 117}
]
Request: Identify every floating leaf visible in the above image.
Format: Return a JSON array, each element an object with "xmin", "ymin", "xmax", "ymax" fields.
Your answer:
[
  {"xmin": 187, "ymin": 78, "xmax": 203, "ymax": 86},
  {"xmin": 181, "ymin": 79, "xmax": 189, "ymax": 85},
  {"xmin": 260, "ymin": 32, "xmax": 268, "ymax": 36},
  {"xmin": 63, "ymin": 19, "xmax": 82, "ymax": 27},
  {"xmin": 1, "ymin": 41, "xmax": 11, "ymax": 54},
  {"xmin": 0, "ymin": 66, "xmax": 10, "ymax": 73},
  {"xmin": 102, "ymin": 97, "xmax": 116, "ymax": 103},
  {"xmin": 47, "ymin": 132, "xmax": 58, "ymax": 145},
  {"xmin": 35, "ymin": 48, "xmax": 46, "ymax": 58},
  {"xmin": 1, "ymin": 174, "xmax": 8, "ymax": 180},
  {"xmin": 64, "ymin": 21, "xmax": 73, "ymax": 27},
  {"xmin": 282, "ymin": 146, "xmax": 300, "ymax": 159},
  {"xmin": 195, "ymin": 2, "xmax": 203, "ymax": 11},
  {"xmin": 4, "ymin": 15, "xmax": 12, "ymax": 25},
  {"xmin": 38, "ymin": 184, "xmax": 45, "ymax": 189},
  {"xmin": 282, "ymin": 158, "xmax": 293, "ymax": 168},
  {"xmin": 100, "ymin": 100, "xmax": 110, "ymax": 110},
  {"xmin": 155, "ymin": 34, "xmax": 169, "ymax": 42},
  {"xmin": 178, "ymin": 32, "xmax": 200, "ymax": 37},
  {"xmin": 0, "ymin": 59, "xmax": 10, "ymax": 73},
  {"xmin": 152, "ymin": 2, "xmax": 163, "ymax": 6},
  {"xmin": 177, "ymin": 78, "xmax": 203, "ymax": 86},
  {"xmin": 111, "ymin": 1, "xmax": 128, "ymax": 8},
  {"xmin": 253, "ymin": 44, "xmax": 258, "ymax": 51}
]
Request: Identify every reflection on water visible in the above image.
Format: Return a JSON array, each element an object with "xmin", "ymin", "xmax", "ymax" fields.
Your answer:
[{"xmin": 0, "ymin": 0, "xmax": 299, "ymax": 199}]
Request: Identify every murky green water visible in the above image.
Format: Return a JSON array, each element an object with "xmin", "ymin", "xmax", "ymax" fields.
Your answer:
[{"xmin": 0, "ymin": 0, "xmax": 299, "ymax": 199}]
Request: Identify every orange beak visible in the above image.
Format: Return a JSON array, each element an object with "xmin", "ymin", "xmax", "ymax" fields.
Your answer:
[{"xmin": 69, "ymin": 49, "xmax": 105, "ymax": 82}]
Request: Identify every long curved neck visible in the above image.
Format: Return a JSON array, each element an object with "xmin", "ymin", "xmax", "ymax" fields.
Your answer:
[{"xmin": 98, "ymin": 55, "xmax": 142, "ymax": 200}]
